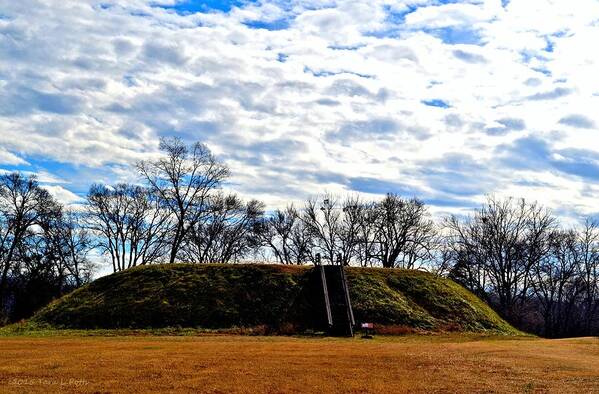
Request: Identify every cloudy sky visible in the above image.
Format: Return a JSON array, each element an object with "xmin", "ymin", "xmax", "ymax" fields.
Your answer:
[{"xmin": 1, "ymin": 0, "xmax": 598, "ymax": 221}]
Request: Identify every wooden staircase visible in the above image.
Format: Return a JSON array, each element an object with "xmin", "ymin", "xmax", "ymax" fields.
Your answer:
[{"xmin": 316, "ymin": 265, "xmax": 355, "ymax": 337}]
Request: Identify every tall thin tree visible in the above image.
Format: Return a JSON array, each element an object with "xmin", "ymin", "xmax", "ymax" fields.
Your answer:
[{"xmin": 137, "ymin": 137, "xmax": 229, "ymax": 264}]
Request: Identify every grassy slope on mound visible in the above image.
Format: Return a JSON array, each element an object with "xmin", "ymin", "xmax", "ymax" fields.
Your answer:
[{"xmin": 32, "ymin": 264, "xmax": 517, "ymax": 334}]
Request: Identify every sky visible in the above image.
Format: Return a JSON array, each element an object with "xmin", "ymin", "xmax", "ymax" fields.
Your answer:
[{"xmin": 1, "ymin": 0, "xmax": 599, "ymax": 223}]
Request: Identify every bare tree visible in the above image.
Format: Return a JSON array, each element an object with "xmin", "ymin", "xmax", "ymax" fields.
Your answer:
[
  {"xmin": 138, "ymin": 137, "xmax": 229, "ymax": 264},
  {"xmin": 576, "ymin": 220, "xmax": 599, "ymax": 334},
  {"xmin": 0, "ymin": 173, "xmax": 57, "ymax": 312},
  {"xmin": 288, "ymin": 214, "xmax": 313, "ymax": 264},
  {"xmin": 370, "ymin": 194, "xmax": 436, "ymax": 269},
  {"xmin": 259, "ymin": 205, "xmax": 311, "ymax": 265},
  {"xmin": 86, "ymin": 183, "xmax": 170, "ymax": 272},
  {"xmin": 299, "ymin": 194, "xmax": 364, "ymax": 265},
  {"xmin": 182, "ymin": 193, "xmax": 264, "ymax": 264},
  {"xmin": 337, "ymin": 196, "xmax": 366, "ymax": 266},
  {"xmin": 0, "ymin": 173, "xmax": 92, "ymax": 321},
  {"xmin": 428, "ymin": 235, "xmax": 455, "ymax": 276},
  {"xmin": 354, "ymin": 201, "xmax": 379, "ymax": 267},
  {"xmin": 300, "ymin": 195, "xmax": 341, "ymax": 264},
  {"xmin": 531, "ymin": 230, "xmax": 583, "ymax": 337},
  {"xmin": 51, "ymin": 210, "xmax": 94, "ymax": 287},
  {"xmin": 35, "ymin": 205, "xmax": 94, "ymax": 293},
  {"xmin": 446, "ymin": 196, "xmax": 556, "ymax": 321}
]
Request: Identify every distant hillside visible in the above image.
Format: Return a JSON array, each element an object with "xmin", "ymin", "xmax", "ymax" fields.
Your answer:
[{"xmin": 33, "ymin": 264, "xmax": 517, "ymax": 334}]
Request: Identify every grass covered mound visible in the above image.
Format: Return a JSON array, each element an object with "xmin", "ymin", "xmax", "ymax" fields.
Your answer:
[{"xmin": 32, "ymin": 264, "xmax": 517, "ymax": 334}]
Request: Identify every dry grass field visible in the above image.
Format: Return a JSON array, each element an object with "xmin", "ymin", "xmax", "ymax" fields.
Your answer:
[{"xmin": 1, "ymin": 334, "xmax": 598, "ymax": 393}]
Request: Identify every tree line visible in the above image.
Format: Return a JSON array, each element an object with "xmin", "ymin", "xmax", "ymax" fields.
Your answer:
[
  {"xmin": 1, "ymin": 137, "xmax": 598, "ymax": 338},
  {"xmin": 0, "ymin": 173, "xmax": 92, "ymax": 323}
]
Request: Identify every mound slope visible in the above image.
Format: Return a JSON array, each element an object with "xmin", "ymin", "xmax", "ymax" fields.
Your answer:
[{"xmin": 33, "ymin": 264, "xmax": 517, "ymax": 334}]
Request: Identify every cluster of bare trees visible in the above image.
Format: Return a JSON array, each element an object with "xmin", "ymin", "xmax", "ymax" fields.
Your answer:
[
  {"xmin": 85, "ymin": 138, "xmax": 263, "ymax": 270},
  {"xmin": 259, "ymin": 194, "xmax": 436, "ymax": 269},
  {"xmin": 2, "ymin": 137, "xmax": 599, "ymax": 337},
  {"xmin": 0, "ymin": 173, "xmax": 93, "ymax": 323},
  {"xmin": 444, "ymin": 197, "xmax": 599, "ymax": 337},
  {"xmin": 83, "ymin": 138, "xmax": 437, "ymax": 272}
]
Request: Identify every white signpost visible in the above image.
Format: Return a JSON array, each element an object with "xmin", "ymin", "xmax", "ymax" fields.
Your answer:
[{"xmin": 361, "ymin": 322, "xmax": 374, "ymax": 338}]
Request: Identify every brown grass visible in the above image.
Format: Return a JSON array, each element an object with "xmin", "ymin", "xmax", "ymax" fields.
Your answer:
[
  {"xmin": 370, "ymin": 324, "xmax": 418, "ymax": 335},
  {"xmin": 1, "ymin": 334, "xmax": 598, "ymax": 393}
]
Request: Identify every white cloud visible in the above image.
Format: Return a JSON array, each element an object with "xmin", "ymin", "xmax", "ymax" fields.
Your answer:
[
  {"xmin": 0, "ymin": 147, "xmax": 27, "ymax": 165},
  {"xmin": 0, "ymin": 0, "xmax": 598, "ymax": 222},
  {"xmin": 41, "ymin": 185, "xmax": 84, "ymax": 206},
  {"xmin": 404, "ymin": 2, "xmax": 498, "ymax": 29}
]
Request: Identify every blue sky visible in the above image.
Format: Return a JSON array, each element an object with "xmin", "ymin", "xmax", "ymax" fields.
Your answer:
[
  {"xmin": 156, "ymin": 0, "xmax": 254, "ymax": 14},
  {"xmin": 1, "ymin": 0, "xmax": 599, "ymax": 222}
]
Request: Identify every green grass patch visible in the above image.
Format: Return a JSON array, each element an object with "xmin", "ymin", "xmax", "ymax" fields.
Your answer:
[{"xmin": 27, "ymin": 264, "xmax": 519, "ymax": 335}]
